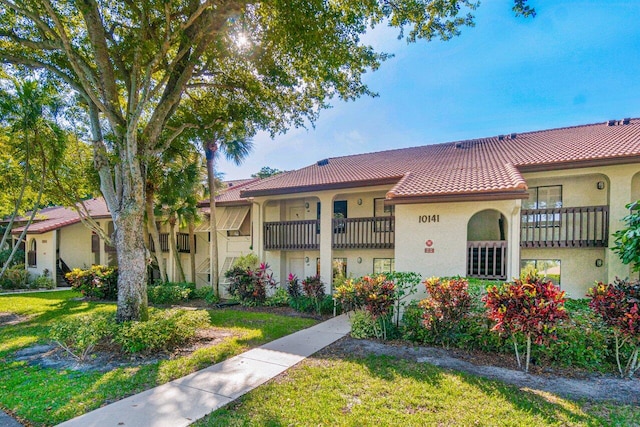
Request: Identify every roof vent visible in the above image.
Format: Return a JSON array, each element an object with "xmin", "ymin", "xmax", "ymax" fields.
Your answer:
[
  {"xmin": 623, "ymin": 117, "xmax": 631, "ymax": 125},
  {"xmin": 455, "ymin": 142, "xmax": 463, "ymax": 149},
  {"xmin": 498, "ymin": 135, "xmax": 504, "ymax": 141},
  {"xmin": 317, "ymin": 159, "xmax": 329, "ymax": 166},
  {"xmin": 607, "ymin": 119, "xmax": 617, "ymax": 126},
  {"xmin": 510, "ymin": 133, "xmax": 517, "ymax": 139},
  {"xmin": 228, "ymin": 183, "xmax": 233, "ymax": 187}
]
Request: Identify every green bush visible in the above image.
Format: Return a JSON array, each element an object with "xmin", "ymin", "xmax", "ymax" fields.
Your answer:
[
  {"xmin": 265, "ymin": 287, "xmax": 290, "ymax": 307},
  {"xmin": 50, "ymin": 312, "xmax": 113, "ymax": 361},
  {"xmin": 191, "ymin": 287, "xmax": 220, "ymax": 304},
  {"xmin": 225, "ymin": 263, "xmax": 276, "ymax": 306},
  {"xmin": 289, "ymin": 295, "xmax": 335, "ymax": 315},
  {"xmin": 0, "ymin": 264, "xmax": 30, "ymax": 289},
  {"xmin": 147, "ymin": 281, "xmax": 195, "ymax": 305},
  {"xmin": 114, "ymin": 309, "xmax": 210, "ymax": 354},
  {"xmin": 32, "ymin": 270, "xmax": 55, "ymax": 289},
  {"xmin": 0, "ymin": 248, "xmax": 24, "ymax": 269},
  {"xmin": 66, "ymin": 265, "xmax": 118, "ymax": 300},
  {"xmin": 231, "ymin": 253, "xmax": 259, "ymax": 271},
  {"xmin": 350, "ymin": 310, "xmax": 377, "ymax": 339}
]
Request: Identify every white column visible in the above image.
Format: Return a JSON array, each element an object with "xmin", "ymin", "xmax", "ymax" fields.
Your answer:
[
  {"xmin": 318, "ymin": 194, "xmax": 334, "ymax": 293},
  {"xmin": 606, "ymin": 171, "xmax": 634, "ymax": 283},
  {"xmin": 508, "ymin": 200, "xmax": 522, "ymax": 281}
]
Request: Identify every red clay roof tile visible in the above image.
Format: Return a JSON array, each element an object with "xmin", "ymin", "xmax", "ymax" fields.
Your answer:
[{"xmin": 11, "ymin": 198, "xmax": 111, "ymax": 234}]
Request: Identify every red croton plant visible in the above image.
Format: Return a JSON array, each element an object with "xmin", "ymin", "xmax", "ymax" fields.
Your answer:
[
  {"xmin": 588, "ymin": 277, "xmax": 640, "ymax": 378},
  {"xmin": 483, "ymin": 273, "xmax": 567, "ymax": 373}
]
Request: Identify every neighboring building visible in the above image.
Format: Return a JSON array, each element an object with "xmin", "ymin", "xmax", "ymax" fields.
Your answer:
[{"xmin": 6, "ymin": 118, "xmax": 640, "ymax": 298}]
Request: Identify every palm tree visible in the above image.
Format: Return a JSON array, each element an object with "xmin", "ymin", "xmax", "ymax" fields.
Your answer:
[{"xmin": 205, "ymin": 131, "xmax": 253, "ymax": 297}]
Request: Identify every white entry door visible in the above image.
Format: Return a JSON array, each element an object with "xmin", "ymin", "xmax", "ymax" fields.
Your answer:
[{"xmin": 289, "ymin": 257, "xmax": 305, "ymax": 281}]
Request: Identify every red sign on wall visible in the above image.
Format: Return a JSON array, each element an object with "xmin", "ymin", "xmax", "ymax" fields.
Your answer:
[{"xmin": 424, "ymin": 239, "xmax": 435, "ymax": 253}]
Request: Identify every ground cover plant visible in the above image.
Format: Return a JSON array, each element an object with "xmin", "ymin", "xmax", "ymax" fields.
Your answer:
[
  {"xmin": 0, "ymin": 290, "xmax": 316, "ymax": 425},
  {"xmin": 196, "ymin": 346, "xmax": 639, "ymax": 426}
]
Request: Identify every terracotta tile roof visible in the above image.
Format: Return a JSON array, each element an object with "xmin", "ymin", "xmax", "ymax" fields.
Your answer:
[
  {"xmin": 241, "ymin": 118, "xmax": 640, "ymax": 201},
  {"xmin": 11, "ymin": 198, "xmax": 110, "ymax": 234},
  {"xmin": 199, "ymin": 178, "xmax": 261, "ymax": 211}
]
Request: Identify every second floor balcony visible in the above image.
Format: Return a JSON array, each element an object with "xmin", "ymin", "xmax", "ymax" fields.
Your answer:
[
  {"xmin": 263, "ymin": 216, "xmax": 395, "ymax": 251},
  {"xmin": 520, "ymin": 205, "xmax": 609, "ymax": 248}
]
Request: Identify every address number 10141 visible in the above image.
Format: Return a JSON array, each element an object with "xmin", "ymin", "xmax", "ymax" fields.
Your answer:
[{"xmin": 418, "ymin": 215, "xmax": 440, "ymax": 223}]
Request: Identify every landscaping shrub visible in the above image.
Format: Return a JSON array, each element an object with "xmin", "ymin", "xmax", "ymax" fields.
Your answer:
[
  {"xmin": 302, "ymin": 275, "xmax": 326, "ymax": 314},
  {"xmin": 192, "ymin": 287, "xmax": 220, "ymax": 304},
  {"xmin": 66, "ymin": 265, "xmax": 118, "ymax": 300},
  {"xmin": 350, "ymin": 310, "xmax": 377, "ymax": 339},
  {"xmin": 387, "ymin": 271, "xmax": 421, "ymax": 327},
  {"xmin": 285, "ymin": 273, "xmax": 302, "ymax": 299},
  {"xmin": 0, "ymin": 248, "xmax": 24, "ymax": 269},
  {"xmin": 0, "ymin": 264, "xmax": 30, "ymax": 289},
  {"xmin": 484, "ymin": 273, "xmax": 567, "ymax": 372},
  {"xmin": 289, "ymin": 295, "xmax": 335, "ymax": 315},
  {"xmin": 147, "ymin": 281, "xmax": 195, "ymax": 305},
  {"xmin": 333, "ymin": 278, "xmax": 363, "ymax": 313},
  {"xmin": 419, "ymin": 277, "xmax": 472, "ymax": 347},
  {"xmin": 32, "ymin": 269, "xmax": 56, "ymax": 289},
  {"xmin": 50, "ymin": 312, "xmax": 113, "ymax": 361},
  {"xmin": 265, "ymin": 287, "xmax": 290, "ymax": 307},
  {"xmin": 348, "ymin": 275, "xmax": 396, "ymax": 340},
  {"xmin": 114, "ymin": 309, "xmax": 210, "ymax": 354},
  {"xmin": 231, "ymin": 253, "xmax": 259, "ymax": 271},
  {"xmin": 588, "ymin": 277, "xmax": 640, "ymax": 377},
  {"xmin": 225, "ymin": 263, "xmax": 276, "ymax": 306}
]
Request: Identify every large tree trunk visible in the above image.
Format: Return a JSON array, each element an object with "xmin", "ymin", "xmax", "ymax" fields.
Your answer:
[
  {"xmin": 188, "ymin": 220, "xmax": 196, "ymax": 284},
  {"xmin": 145, "ymin": 186, "xmax": 168, "ymax": 282},
  {"xmin": 206, "ymin": 142, "xmax": 219, "ymax": 296},
  {"xmin": 114, "ymin": 206, "xmax": 149, "ymax": 322}
]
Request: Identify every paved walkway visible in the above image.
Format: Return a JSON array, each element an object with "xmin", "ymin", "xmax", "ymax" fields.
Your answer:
[{"xmin": 57, "ymin": 314, "xmax": 350, "ymax": 427}]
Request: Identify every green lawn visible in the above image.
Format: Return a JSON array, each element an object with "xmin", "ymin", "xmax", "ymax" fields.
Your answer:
[
  {"xmin": 0, "ymin": 290, "xmax": 316, "ymax": 426},
  {"xmin": 198, "ymin": 354, "xmax": 640, "ymax": 427}
]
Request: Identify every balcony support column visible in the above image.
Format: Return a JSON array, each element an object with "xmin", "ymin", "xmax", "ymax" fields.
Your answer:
[
  {"xmin": 318, "ymin": 194, "xmax": 334, "ymax": 294},
  {"xmin": 607, "ymin": 170, "xmax": 635, "ymax": 283},
  {"xmin": 508, "ymin": 200, "xmax": 522, "ymax": 280}
]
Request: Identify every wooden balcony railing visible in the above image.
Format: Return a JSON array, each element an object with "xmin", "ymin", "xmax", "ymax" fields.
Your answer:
[
  {"xmin": 264, "ymin": 220, "xmax": 319, "ymax": 250},
  {"xmin": 520, "ymin": 205, "xmax": 609, "ymax": 248},
  {"xmin": 467, "ymin": 241, "xmax": 507, "ymax": 280},
  {"xmin": 332, "ymin": 216, "xmax": 395, "ymax": 249},
  {"xmin": 148, "ymin": 233, "xmax": 170, "ymax": 253},
  {"xmin": 263, "ymin": 217, "xmax": 395, "ymax": 251},
  {"xmin": 176, "ymin": 232, "xmax": 194, "ymax": 253}
]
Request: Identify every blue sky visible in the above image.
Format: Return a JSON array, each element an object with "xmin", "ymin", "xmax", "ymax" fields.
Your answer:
[{"xmin": 219, "ymin": 1, "xmax": 640, "ymax": 180}]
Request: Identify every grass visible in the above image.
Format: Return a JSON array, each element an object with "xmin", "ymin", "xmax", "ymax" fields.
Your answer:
[
  {"xmin": 0, "ymin": 290, "xmax": 316, "ymax": 426},
  {"xmin": 197, "ymin": 354, "xmax": 640, "ymax": 427}
]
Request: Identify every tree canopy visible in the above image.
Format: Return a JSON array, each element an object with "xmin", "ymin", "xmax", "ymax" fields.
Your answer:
[{"xmin": 0, "ymin": 0, "xmax": 534, "ymax": 320}]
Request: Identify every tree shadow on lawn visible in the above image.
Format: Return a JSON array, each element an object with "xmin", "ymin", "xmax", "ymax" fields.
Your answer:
[{"xmin": 336, "ymin": 354, "xmax": 600, "ymax": 426}]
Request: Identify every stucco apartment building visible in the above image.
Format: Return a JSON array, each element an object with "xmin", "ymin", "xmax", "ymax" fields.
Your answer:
[{"xmin": 11, "ymin": 118, "xmax": 640, "ymax": 299}]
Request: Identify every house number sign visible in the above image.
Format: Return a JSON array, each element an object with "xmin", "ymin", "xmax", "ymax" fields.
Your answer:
[{"xmin": 418, "ymin": 215, "xmax": 440, "ymax": 223}]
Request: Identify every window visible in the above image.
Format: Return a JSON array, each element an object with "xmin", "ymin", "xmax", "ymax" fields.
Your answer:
[
  {"xmin": 333, "ymin": 258, "xmax": 347, "ymax": 279},
  {"xmin": 520, "ymin": 259, "xmax": 561, "ymax": 286},
  {"xmin": 217, "ymin": 206, "xmax": 250, "ymax": 236},
  {"xmin": 373, "ymin": 258, "xmax": 395, "ymax": 274},
  {"xmin": 524, "ymin": 185, "xmax": 562, "ymax": 227},
  {"xmin": 27, "ymin": 239, "xmax": 37, "ymax": 267},
  {"xmin": 333, "ymin": 200, "xmax": 347, "ymax": 233}
]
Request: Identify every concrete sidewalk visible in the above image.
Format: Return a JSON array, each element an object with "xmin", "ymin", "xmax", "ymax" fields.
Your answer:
[{"xmin": 57, "ymin": 314, "xmax": 350, "ymax": 427}]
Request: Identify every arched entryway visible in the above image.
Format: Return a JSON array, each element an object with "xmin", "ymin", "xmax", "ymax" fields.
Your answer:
[{"xmin": 466, "ymin": 209, "xmax": 508, "ymax": 280}]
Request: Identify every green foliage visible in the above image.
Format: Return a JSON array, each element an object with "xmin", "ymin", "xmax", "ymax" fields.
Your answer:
[
  {"xmin": 50, "ymin": 312, "xmax": 113, "ymax": 361},
  {"xmin": 66, "ymin": 266, "xmax": 118, "ymax": 300},
  {"xmin": 285, "ymin": 273, "xmax": 302, "ymax": 299},
  {"xmin": 387, "ymin": 271, "xmax": 421, "ymax": 326},
  {"xmin": 301, "ymin": 275, "xmax": 326, "ymax": 314},
  {"xmin": 420, "ymin": 277, "xmax": 472, "ymax": 347},
  {"xmin": 231, "ymin": 253, "xmax": 259, "ymax": 271},
  {"xmin": 265, "ymin": 287, "xmax": 290, "ymax": 307},
  {"xmin": 289, "ymin": 295, "xmax": 335, "ymax": 315},
  {"xmin": 612, "ymin": 201, "xmax": 640, "ymax": 271},
  {"xmin": 114, "ymin": 309, "xmax": 210, "ymax": 354},
  {"xmin": 0, "ymin": 264, "xmax": 29, "ymax": 289},
  {"xmin": 350, "ymin": 310, "xmax": 377, "ymax": 339},
  {"xmin": 191, "ymin": 287, "xmax": 221, "ymax": 305},
  {"xmin": 0, "ymin": 249, "xmax": 24, "ymax": 268},
  {"xmin": 32, "ymin": 269, "xmax": 55, "ymax": 289},
  {"xmin": 251, "ymin": 166, "xmax": 283, "ymax": 179},
  {"xmin": 147, "ymin": 281, "xmax": 195, "ymax": 305}
]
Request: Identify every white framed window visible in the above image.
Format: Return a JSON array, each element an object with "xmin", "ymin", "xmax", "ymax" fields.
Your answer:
[
  {"xmin": 373, "ymin": 258, "xmax": 395, "ymax": 274},
  {"xmin": 520, "ymin": 259, "xmax": 561, "ymax": 286}
]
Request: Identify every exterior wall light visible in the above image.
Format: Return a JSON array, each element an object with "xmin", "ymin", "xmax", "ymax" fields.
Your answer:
[
  {"xmin": 305, "ymin": 256, "xmax": 310, "ymax": 263},
  {"xmin": 305, "ymin": 202, "xmax": 310, "ymax": 209},
  {"xmin": 595, "ymin": 259, "xmax": 604, "ymax": 267},
  {"xmin": 357, "ymin": 257, "xmax": 362, "ymax": 264},
  {"xmin": 357, "ymin": 198, "xmax": 363, "ymax": 205},
  {"xmin": 596, "ymin": 181, "xmax": 605, "ymax": 190}
]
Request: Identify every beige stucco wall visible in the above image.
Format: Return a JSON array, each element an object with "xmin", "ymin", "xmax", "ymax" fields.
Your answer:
[
  {"xmin": 26, "ymin": 231, "xmax": 56, "ymax": 279},
  {"xmin": 523, "ymin": 172, "xmax": 608, "ymax": 207},
  {"xmin": 394, "ymin": 199, "xmax": 520, "ymax": 299},
  {"xmin": 521, "ymin": 247, "xmax": 606, "ymax": 298},
  {"xmin": 59, "ymin": 222, "xmax": 94, "ymax": 269}
]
